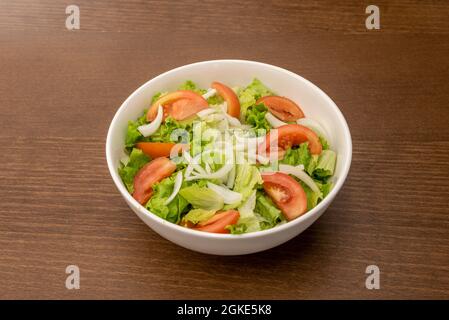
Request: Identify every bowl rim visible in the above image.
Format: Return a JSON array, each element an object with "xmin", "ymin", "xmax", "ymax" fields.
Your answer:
[{"xmin": 106, "ymin": 59, "xmax": 352, "ymax": 239}]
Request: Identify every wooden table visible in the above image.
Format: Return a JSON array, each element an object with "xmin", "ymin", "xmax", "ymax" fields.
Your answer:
[{"xmin": 1, "ymin": 0, "xmax": 448, "ymax": 299}]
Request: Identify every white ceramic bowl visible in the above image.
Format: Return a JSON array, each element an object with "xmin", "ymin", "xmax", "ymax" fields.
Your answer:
[{"xmin": 106, "ymin": 60, "xmax": 352, "ymax": 255}]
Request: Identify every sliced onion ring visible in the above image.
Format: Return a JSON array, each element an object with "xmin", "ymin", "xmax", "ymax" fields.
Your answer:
[
  {"xmin": 164, "ymin": 171, "xmax": 183, "ymax": 205},
  {"xmin": 138, "ymin": 105, "xmax": 163, "ymax": 137}
]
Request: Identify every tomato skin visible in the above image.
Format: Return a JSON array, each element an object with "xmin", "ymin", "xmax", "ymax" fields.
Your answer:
[
  {"xmin": 136, "ymin": 142, "xmax": 176, "ymax": 158},
  {"xmin": 211, "ymin": 81, "xmax": 241, "ymax": 118},
  {"xmin": 258, "ymin": 124, "xmax": 322, "ymax": 155},
  {"xmin": 147, "ymin": 90, "xmax": 208, "ymax": 121},
  {"xmin": 192, "ymin": 210, "xmax": 240, "ymax": 234},
  {"xmin": 132, "ymin": 157, "xmax": 177, "ymax": 205},
  {"xmin": 257, "ymin": 96, "xmax": 305, "ymax": 121},
  {"xmin": 261, "ymin": 172, "xmax": 307, "ymax": 221},
  {"xmin": 136, "ymin": 142, "xmax": 188, "ymax": 159}
]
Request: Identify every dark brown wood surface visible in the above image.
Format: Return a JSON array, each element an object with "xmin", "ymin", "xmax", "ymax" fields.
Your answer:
[{"xmin": 0, "ymin": 0, "xmax": 448, "ymax": 299}]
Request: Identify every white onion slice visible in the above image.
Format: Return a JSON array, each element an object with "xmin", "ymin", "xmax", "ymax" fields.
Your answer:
[
  {"xmin": 279, "ymin": 164, "xmax": 320, "ymax": 193},
  {"xmin": 297, "ymin": 118, "xmax": 329, "ymax": 141},
  {"xmin": 182, "ymin": 150, "xmax": 192, "ymax": 163},
  {"xmin": 138, "ymin": 105, "xmax": 163, "ymax": 137},
  {"xmin": 202, "ymin": 88, "xmax": 217, "ymax": 100},
  {"xmin": 192, "ymin": 164, "xmax": 207, "ymax": 175},
  {"xmin": 225, "ymin": 114, "xmax": 242, "ymax": 127},
  {"xmin": 247, "ymin": 153, "xmax": 270, "ymax": 165},
  {"xmin": 197, "ymin": 108, "xmax": 216, "ymax": 118},
  {"xmin": 204, "ymin": 113, "xmax": 226, "ymax": 122},
  {"xmin": 185, "ymin": 163, "xmax": 194, "ymax": 178},
  {"xmin": 226, "ymin": 164, "xmax": 236, "ymax": 189},
  {"xmin": 164, "ymin": 171, "xmax": 183, "ymax": 205},
  {"xmin": 265, "ymin": 112, "xmax": 287, "ymax": 128},
  {"xmin": 207, "ymin": 182, "xmax": 242, "ymax": 204},
  {"xmin": 185, "ymin": 163, "xmax": 234, "ymax": 181}
]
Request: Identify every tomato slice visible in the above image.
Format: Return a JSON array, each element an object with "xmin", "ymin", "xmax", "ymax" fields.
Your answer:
[
  {"xmin": 261, "ymin": 172, "xmax": 307, "ymax": 221},
  {"xmin": 257, "ymin": 96, "xmax": 305, "ymax": 121},
  {"xmin": 136, "ymin": 142, "xmax": 188, "ymax": 159},
  {"xmin": 258, "ymin": 124, "xmax": 322, "ymax": 155},
  {"xmin": 192, "ymin": 210, "xmax": 240, "ymax": 234},
  {"xmin": 147, "ymin": 90, "xmax": 208, "ymax": 121},
  {"xmin": 132, "ymin": 157, "xmax": 177, "ymax": 205},
  {"xmin": 211, "ymin": 81, "xmax": 241, "ymax": 118}
]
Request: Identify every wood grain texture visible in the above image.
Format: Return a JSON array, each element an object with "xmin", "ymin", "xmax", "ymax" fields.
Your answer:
[{"xmin": 0, "ymin": 0, "xmax": 448, "ymax": 299}]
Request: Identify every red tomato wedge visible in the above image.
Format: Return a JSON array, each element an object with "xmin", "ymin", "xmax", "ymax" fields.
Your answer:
[
  {"xmin": 136, "ymin": 142, "xmax": 188, "ymax": 159},
  {"xmin": 211, "ymin": 81, "xmax": 241, "ymax": 118},
  {"xmin": 147, "ymin": 90, "xmax": 208, "ymax": 121},
  {"xmin": 261, "ymin": 172, "xmax": 307, "ymax": 221},
  {"xmin": 258, "ymin": 124, "xmax": 322, "ymax": 155},
  {"xmin": 257, "ymin": 96, "xmax": 305, "ymax": 121},
  {"xmin": 193, "ymin": 210, "xmax": 240, "ymax": 234},
  {"xmin": 132, "ymin": 157, "xmax": 176, "ymax": 205}
]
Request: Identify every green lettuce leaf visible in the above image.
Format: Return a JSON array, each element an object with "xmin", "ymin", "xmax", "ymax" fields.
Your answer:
[
  {"xmin": 148, "ymin": 116, "xmax": 192, "ymax": 143},
  {"xmin": 300, "ymin": 182, "xmax": 320, "ymax": 210},
  {"xmin": 183, "ymin": 208, "xmax": 216, "ymax": 224},
  {"xmin": 316, "ymin": 180, "xmax": 333, "ymax": 198},
  {"xmin": 313, "ymin": 150, "xmax": 336, "ymax": 180},
  {"xmin": 319, "ymin": 136, "xmax": 330, "ymax": 150},
  {"xmin": 280, "ymin": 143, "xmax": 312, "ymax": 168},
  {"xmin": 232, "ymin": 162, "xmax": 263, "ymax": 205},
  {"xmin": 118, "ymin": 148, "xmax": 150, "ymax": 193},
  {"xmin": 255, "ymin": 191, "xmax": 284, "ymax": 229},
  {"xmin": 207, "ymin": 94, "xmax": 224, "ymax": 105},
  {"xmin": 229, "ymin": 191, "xmax": 261, "ymax": 234},
  {"xmin": 238, "ymin": 78, "xmax": 273, "ymax": 118},
  {"xmin": 245, "ymin": 103, "xmax": 270, "ymax": 133},
  {"xmin": 300, "ymin": 180, "xmax": 333, "ymax": 210},
  {"xmin": 178, "ymin": 80, "xmax": 206, "ymax": 94},
  {"xmin": 146, "ymin": 175, "xmax": 190, "ymax": 223},
  {"xmin": 125, "ymin": 112, "xmax": 147, "ymax": 148},
  {"xmin": 226, "ymin": 224, "xmax": 248, "ymax": 234},
  {"xmin": 151, "ymin": 92, "xmax": 165, "ymax": 104},
  {"xmin": 179, "ymin": 185, "xmax": 224, "ymax": 211}
]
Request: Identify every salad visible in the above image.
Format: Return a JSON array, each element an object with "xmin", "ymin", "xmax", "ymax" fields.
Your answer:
[{"xmin": 118, "ymin": 79, "xmax": 336, "ymax": 234}]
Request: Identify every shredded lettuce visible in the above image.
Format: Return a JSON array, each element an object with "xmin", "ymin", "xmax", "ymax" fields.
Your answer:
[
  {"xmin": 207, "ymin": 94, "xmax": 224, "ymax": 105},
  {"xmin": 231, "ymin": 162, "xmax": 263, "ymax": 206},
  {"xmin": 245, "ymin": 103, "xmax": 271, "ymax": 133},
  {"xmin": 151, "ymin": 92, "xmax": 165, "ymax": 104},
  {"xmin": 150, "ymin": 116, "xmax": 192, "ymax": 143},
  {"xmin": 178, "ymin": 80, "xmax": 206, "ymax": 94},
  {"xmin": 146, "ymin": 175, "xmax": 190, "ymax": 223},
  {"xmin": 178, "ymin": 80, "xmax": 224, "ymax": 106},
  {"xmin": 179, "ymin": 185, "xmax": 224, "ymax": 211},
  {"xmin": 313, "ymin": 150, "xmax": 336, "ymax": 180},
  {"xmin": 280, "ymin": 143, "xmax": 312, "ymax": 169},
  {"xmin": 238, "ymin": 78, "xmax": 273, "ymax": 118},
  {"xmin": 319, "ymin": 136, "xmax": 330, "ymax": 150},
  {"xmin": 300, "ymin": 182, "xmax": 321, "ymax": 210},
  {"xmin": 118, "ymin": 148, "xmax": 150, "ymax": 193},
  {"xmin": 125, "ymin": 112, "xmax": 147, "ymax": 148},
  {"xmin": 183, "ymin": 208, "xmax": 216, "ymax": 224},
  {"xmin": 229, "ymin": 191, "xmax": 261, "ymax": 234},
  {"xmin": 300, "ymin": 180, "xmax": 333, "ymax": 210},
  {"xmin": 255, "ymin": 191, "xmax": 284, "ymax": 229}
]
